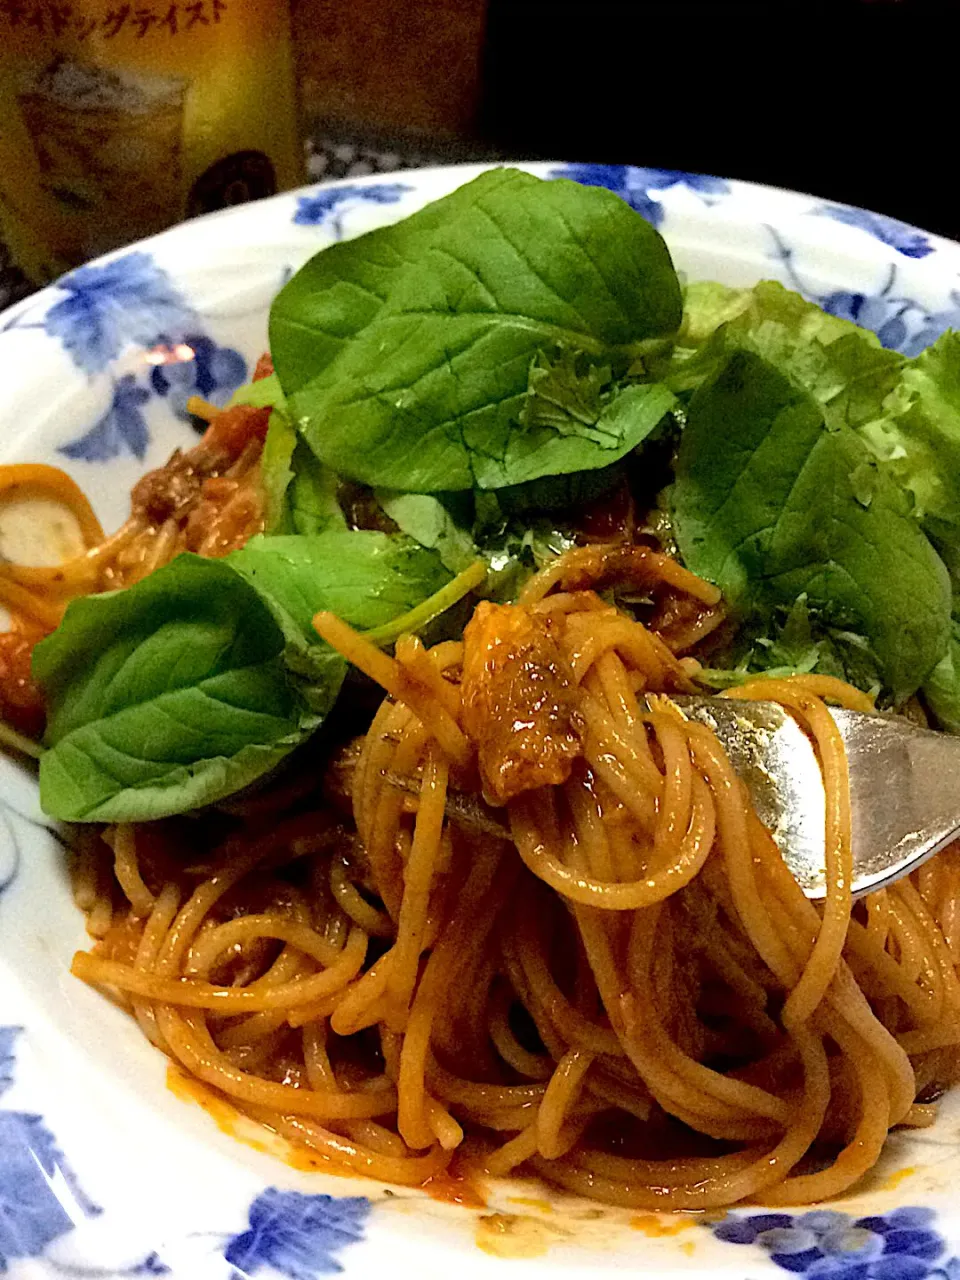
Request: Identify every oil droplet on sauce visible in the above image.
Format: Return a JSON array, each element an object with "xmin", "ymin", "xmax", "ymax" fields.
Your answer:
[
  {"xmin": 881, "ymin": 1166, "xmax": 917, "ymax": 1191},
  {"xmin": 168, "ymin": 1066, "xmax": 491, "ymax": 1192},
  {"xmin": 508, "ymin": 1196, "xmax": 554, "ymax": 1214},
  {"xmin": 422, "ymin": 1170, "xmax": 487, "ymax": 1210},
  {"xmin": 630, "ymin": 1213, "xmax": 697, "ymax": 1238},
  {"xmin": 167, "ymin": 1066, "xmax": 317, "ymax": 1170},
  {"xmin": 168, "ymin": 1064, "xmax": 251, "ymax": 1136},
  {"xmin": 476, "ymin": 1212, "xmax": 564, "ymax": 1259}
]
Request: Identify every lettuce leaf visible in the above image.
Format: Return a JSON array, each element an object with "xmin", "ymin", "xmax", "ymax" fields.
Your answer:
[
  {"xmin": 860, "ymin": 331, "xmax": 960, "ymax": 539},
  {"xmin": 672, "ymin": 349, "xmax": 951, "ymax": 704},
  {"xmin": 669, "ymin": 281, "xmax": 904, "ymax": 432},
  {"xmin": 676, "ymin": 281, "xmax": 753, "ymax": 349},
  {"xmin": 922, "ymin": 621, "xmax": 960, "ymax": 734}
]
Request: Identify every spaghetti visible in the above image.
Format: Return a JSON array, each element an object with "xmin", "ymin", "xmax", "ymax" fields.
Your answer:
[
  {"xmin": 2, "ymin": 389, "xmax": 959, "ymax": 1209},
  {"xmin": 62, "ymin": 549, "xmax": 960, "ymax": 1210}
]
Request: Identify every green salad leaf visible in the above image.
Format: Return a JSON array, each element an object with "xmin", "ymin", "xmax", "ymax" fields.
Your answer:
[
  {"xmin": 489, "ymin": 378, "xmax": 676, "ymax": 491},
  {"xmin": 274, "ymin": 168, "xmax": 681, "ymax": 492},
  {"xmin": 229, "ymin": 532, "xmax": 451, "ymax": 642},
  {"xmin": 860, "ymin": 331, "xmax": 960, "ymax": 539},
  {"xmin": 677, "ymin": 280, "xmax": 872, "ymax": 356},
  {"xmin": 260, "ymin": 411, "xmax": 347, "ymax": 536},
  {"xmin": 669, "ymin": 281, "xmax": 904, "ymax": 433},
  {"xmin": 697, "ymin": 596, "xmax": 885, "ymax": 695},
  {"xmin": 672, "ymin": 349, "xmax": 951, "ymax": 703},
  {"xmin": 286, "ymin": 444, "xmax": 346, "ymax": 536},
  {"xmin": 374, "ymin": 490, "xmax": 478, "ymax": 574},
  {"xmin": 35, "ymin": 556, "xmax": 319, "ymax": 823},
  {"xmin": 259, "ymin": 409, "xmax": 297, "ymax": 532},
  {"xmin": 232, "ymin": 376, "xmax": 345, "ymax": 538},
  {"xmin": 229, "ymin": 371, "xmax": 287, "ymax": 412},
  {"xmin": 922, "ymin": 621, "xmax": 960, "ymax": 733},
  {"xmin": 33, "ymin": 168, "xmax": 960, "ymax": 833},
  {"xmin": 270, "ymin": 170, "xmax": 527, "ymax": 400},
  {"xmin": 676, "ymin": 281, "xmax": 753, "ymax": 350},
  {"xmin": 519, "ymin": 347, "xmax": 612, "ymax": 438},
  {"xmin": 36, "ymin": 533, "xmax": 452, "ymax": 822}
]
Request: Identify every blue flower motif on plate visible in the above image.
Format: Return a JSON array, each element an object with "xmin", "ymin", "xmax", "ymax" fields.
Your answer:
[
  {"xmin": 767, "ymin": 229, "xmax": 960, "ymax": 357},
  {"xmin": 59, "ymin": 374, "xmax": 151, "ymax": 463},
  {"xmin": 0, "ymin": 1026, "xmax": 101, "ymax": 1273},
  {"xmin": 293, "ymin": 183, "xmax": 412, "ymax": 237},
  {"xmin": 818, "ymin": 284, "xmax": 960, "ymax": 358},
  {"xmin": 224, "ymin": 1189, "xmax": 370, "ymax": 1279},
  {"xmin": 43, "ymin": 252, "xmax": 196, "ymax": 376},
  {"xmin": 711, "ymin": 1207, "xmax": 960, "ymax": 1280},
  {"xmin": 0, "ymin": 1026, "xmax": 15, "ymax": 1094},
  {"xmin": 56, "ymin": 325, "xmax": 247, "ymax": 461},
  {"xmin": 149, "ymin": 334, "xmax": 248, "ymax": 421},
  {"xmin": 813, "ymin": 204, "xmax": 934, "ymax": 260},
  {"xmin": 551, "ymin": 163, "xmax": 729, "ymax": 227}
]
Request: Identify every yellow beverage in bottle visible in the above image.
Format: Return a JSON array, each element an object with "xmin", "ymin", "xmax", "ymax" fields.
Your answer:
[{"xmin": 0, "ymin": 0, "xmax": 302, "ymax": 283}]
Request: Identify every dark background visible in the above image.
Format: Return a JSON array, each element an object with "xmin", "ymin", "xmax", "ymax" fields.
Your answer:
[
  {"xmin": 479, "ymin": 0, "xmax": 956, "ymax": 238},
  {"xmin": 3, "ymin": 0, "xmax": 955, "ymax": 310}
]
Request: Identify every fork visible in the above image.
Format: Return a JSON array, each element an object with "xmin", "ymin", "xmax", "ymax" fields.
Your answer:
[{"xmin": 672, "ymin": 696, "xmax": 960, "ymax": 899}]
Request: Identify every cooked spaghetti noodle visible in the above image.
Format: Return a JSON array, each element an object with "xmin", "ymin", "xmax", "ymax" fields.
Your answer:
[
  {"xmin": 2, "ymin": 374, "xmax": 959, "ymax": 1209},
  {"xmin": 62, "ymin": 544, "xmax": 960, "ymax": 1209}
]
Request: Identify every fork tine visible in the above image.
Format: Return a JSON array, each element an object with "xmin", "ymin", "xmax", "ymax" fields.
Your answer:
[{"xmin": 671, "ymin": 697, "xmax": 960, "ymax": 900}]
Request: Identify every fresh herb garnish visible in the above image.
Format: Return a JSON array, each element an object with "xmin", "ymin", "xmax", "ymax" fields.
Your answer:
[
  {"xmin": 272, "ymin": 168, "xmax": 681, "ymax": 492},
  {"xmin": 36, "ymin": 533, "xmax": 451, "ymax": 821}
]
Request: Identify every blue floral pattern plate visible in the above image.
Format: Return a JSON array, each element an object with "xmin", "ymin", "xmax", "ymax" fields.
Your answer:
[{"xmin": 2, "ymin": 163, "xmax": 960, "ymax": 1279}]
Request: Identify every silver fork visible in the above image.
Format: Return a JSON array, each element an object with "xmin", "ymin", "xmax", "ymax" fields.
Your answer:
[{"xmin": 672, "ymin": 696, "xmax": 960, "ymax": 899}]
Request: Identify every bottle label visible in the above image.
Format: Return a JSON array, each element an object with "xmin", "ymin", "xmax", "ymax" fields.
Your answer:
[{"xmin": 0, "ymin": 0, "xmax": 301, "ymax": 282}]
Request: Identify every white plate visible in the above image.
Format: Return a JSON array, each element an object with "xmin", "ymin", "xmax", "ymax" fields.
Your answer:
[{"xmin": 2, "ymin": 163, "xmax": 960, "ymax": 1280}]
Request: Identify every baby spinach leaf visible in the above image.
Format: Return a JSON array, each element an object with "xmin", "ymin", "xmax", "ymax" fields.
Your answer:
[
  {"xmin": 672, "ymin": 349, "xmax": 950, "ymax": 703},
  {"xmin": 270, "ymin": 168, "xmax": 534, "ymax": 399},
  {"xmin": 260, "ymin": 411, "xmax": 346, "ymax": 536},
  {"xmin": 226, "ymin": 532, "xmax": 451, "ymax": 703},
  {"xmin": 277, "ymin": 169, "xmax": 681, "ymax": 492},
  {"xmin": 36, "ymin": 533, "xmax": 451, "ymax": 822},
  {"xmin": 35, "ymin": 556, "xmax": 321, "ymax": 823},
  {"xmin": 287, "ymin": 444, "xmax": 346, "ymax": 536},
  {"xmin": 373, "ymin": 491, "xmax": 478, "ymax": 574},
  {"xmin": 229, "ymin": 532, "xmax": 451, "ymax": 641}
]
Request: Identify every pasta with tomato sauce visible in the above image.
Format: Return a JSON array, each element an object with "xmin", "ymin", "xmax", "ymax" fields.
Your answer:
[{"xmin": 1, "ymin": 379, "xmax": 959, "ymax": 1212}]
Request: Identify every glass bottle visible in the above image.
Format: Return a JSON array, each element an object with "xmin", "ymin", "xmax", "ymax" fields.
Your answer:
[{"xmin": 0, "ymin": 0, "xmax": 303, "ymax": 284}]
